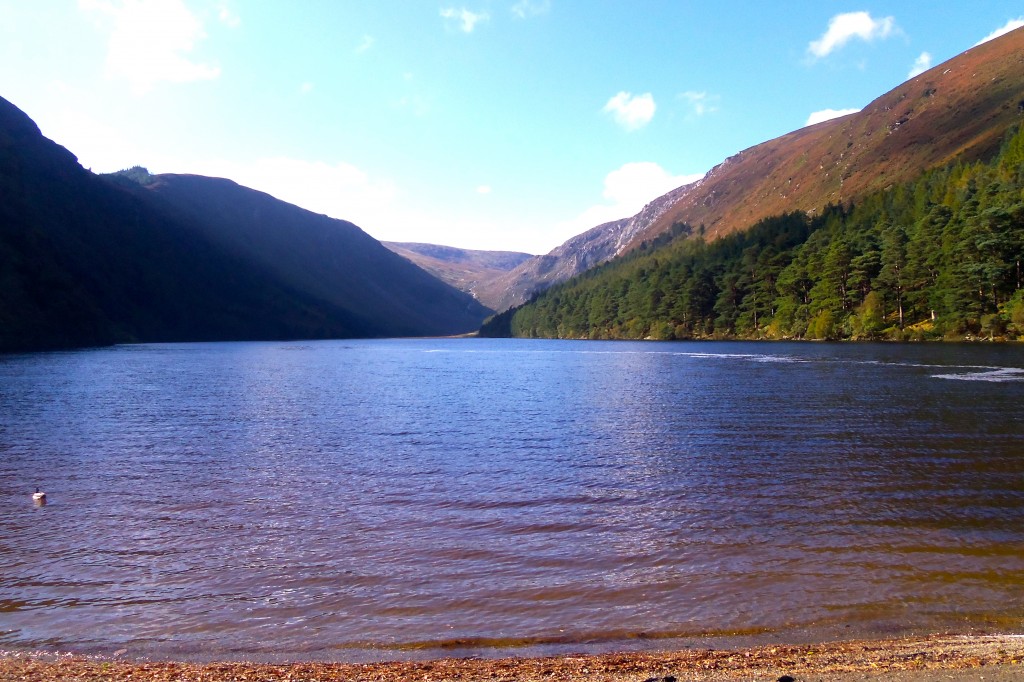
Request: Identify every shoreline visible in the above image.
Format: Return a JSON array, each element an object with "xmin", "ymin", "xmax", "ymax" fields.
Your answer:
[{"xmin": 3, "ymin": 633, "xmax": 1022, "ymax": 681}]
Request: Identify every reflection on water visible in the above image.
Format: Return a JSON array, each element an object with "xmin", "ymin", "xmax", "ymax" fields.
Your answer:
[{"xmin": 0, "ymin": 339, "xmax": 1022, "ymax": 661}]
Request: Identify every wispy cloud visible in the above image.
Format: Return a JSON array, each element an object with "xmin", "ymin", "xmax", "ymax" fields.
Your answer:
[
  {"xmin": 299, "ymin": 82, "xmax": 314, "ymax": 95},
  {"xmin": 973, "ymin": 17, "xmax": 1024, "ymax": 46},
  {"xmin": 907, "ymin": 52, "xmax": 932, "ymax": 79},
  {"xmin": 603, "ymin": 91, "xmax": 656, "ymax": 131},
  {"xmin": 511, "ymin": 0, "xmax": 550, "ymax": 19},
  {"xmin": 440, "ymin": 7, "xmax": 489, "ymax": 33},
  {"xmin": 79, "ymin": 0, "xmax": 221, "ymax": 93},
  {"xmin": 808, "ymin": 11, "xmax": 896, "ymax": 60},
  {"xmin": 355, "ymin": 34, "xmax": 374, "ymax": 54},
  {"xmin": 805, "ymin": 108, "xmax": 860, "ymax": 127},
  {"xmin": 476, "ymin": 185, "xmax": 492, "ymax": 195},
  {"xmin": 678, "ymin": 91, "xmax": 720, "ymax": 117}
]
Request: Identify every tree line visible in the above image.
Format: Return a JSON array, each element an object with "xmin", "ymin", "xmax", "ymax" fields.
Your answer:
[{"xmin": 482, "ymin": 123, "xmax": 1024, "ymax": 341}]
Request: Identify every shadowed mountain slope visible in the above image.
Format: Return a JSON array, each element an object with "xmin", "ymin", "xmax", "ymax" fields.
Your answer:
[
  {"xmin": 0, "ymin": 96, "xmax": 488, "ymax": 352},
  {"xmin": 139, "ymin": 174, "xmax": 491, "ymax": 337}
]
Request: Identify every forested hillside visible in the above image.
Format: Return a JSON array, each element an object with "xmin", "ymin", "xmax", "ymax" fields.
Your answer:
[{"xmin": 482, "ymin": 123, "xmax": 1024, "ymax": 341}]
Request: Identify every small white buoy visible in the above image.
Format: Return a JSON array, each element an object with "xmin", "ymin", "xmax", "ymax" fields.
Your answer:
[{"xmin": 32, "ymin": 487, "xmax": 46, "ymax": 505}]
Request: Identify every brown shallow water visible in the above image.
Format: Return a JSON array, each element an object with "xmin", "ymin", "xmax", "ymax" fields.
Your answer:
[{"xmin": 1, "ymin": 339, "xmax": 1022, "ymax": 661}]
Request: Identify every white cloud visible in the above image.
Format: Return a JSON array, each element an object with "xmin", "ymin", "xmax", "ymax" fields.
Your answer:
[
  {"xmin": 355, "ymin": 34, "xmax": 374, "ymax": 54},
  {"xmin": 79, "ymin": 0, "xmax": 220, "ymax": 94},
  {"xmin": 440, "ymin": 7, "xmax": 489, "ymax": 33},
  {"xmin": 679, "ymin": 91, "xmax": 719, "ymax": 117},
  {"xmin": 299, "ymin": 82, "xmax": 314, "ymax": 95},
  {"xmin": 808, "ymin": 11, "xmax": 896, "ymax": 59},
  {"xmin": 603, "ymin": 92, "xmax": 656, "ymax": 131},
  {"xmin": 602, "ymin": 162, "xmax": 699, "ymax": 206},
  {"xmin": 974, "ymin": 17, "xmax": 1024, "ymax": 46},
  {"xmin": 184, "ymin": 157, "xmax": 398, "ymax": 229},
  {"xmin": 511, "ymin": 0, "xmax": 550, "ymax": 19},
  {"xmin": 476, "ymin": 185, "xmax": 492, "ymax": 195},
  {"xmin": 216, "ymin": 2, "xmax": 240, "ymax": 28},
  {"xmin": 907, "ymin": 52, "xmax": 932, "ymax": 79},
  {"xmin": 805, "ymin": 108, "xmax": 860, "ymax": 126},
  {"xmin": 552, "ymin": 162, "xmax": 704, "ymax": 244}
]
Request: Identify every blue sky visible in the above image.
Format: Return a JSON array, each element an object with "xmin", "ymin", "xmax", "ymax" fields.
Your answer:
[{"xmin": 1, "ymin": 2, "xmax": 1022, "ymax": 254}]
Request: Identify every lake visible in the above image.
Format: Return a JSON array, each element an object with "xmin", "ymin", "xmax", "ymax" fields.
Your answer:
[{"xmin": 1, "ymin": 338, "xmax": 1022, "ymax": 661}]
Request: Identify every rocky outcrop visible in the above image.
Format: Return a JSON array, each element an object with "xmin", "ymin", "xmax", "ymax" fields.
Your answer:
[{"xmin": 477, "ymin": 181, "xmax": 700, "ymax": 312}]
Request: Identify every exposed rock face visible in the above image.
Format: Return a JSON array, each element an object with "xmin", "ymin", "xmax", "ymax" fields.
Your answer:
[{"xmin": 477, "ymin": 181, "xmax": 698, "ymax": 312}]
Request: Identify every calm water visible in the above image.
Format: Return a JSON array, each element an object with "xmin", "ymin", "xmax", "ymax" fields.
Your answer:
[{"xmin": 1, "ymin": 339, "xmax": 1023, "ymax": 661}]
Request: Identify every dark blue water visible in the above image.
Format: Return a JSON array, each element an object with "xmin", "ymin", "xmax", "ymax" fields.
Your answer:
[{"xmin": 1, "ymin": 339, "xmax": 1022, "ymax": 661}]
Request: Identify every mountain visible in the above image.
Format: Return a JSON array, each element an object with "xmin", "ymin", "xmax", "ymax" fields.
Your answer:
[
  {"xmin": 383, "ymin": 241, "xmax": 531, "ymax": 310},
  {"xmin": 475, "ymin": 183, "xmax": 695, "ymax": 312},
  {"xmin": 487, "ymin": 27, "xmax": 1024, "ymax": 313},
  {"xmin": 134, "ymin": 173, "xmax": 491, "ymax": 337},
  {"xmin": 0, "ymin": 96, "xmax": 488, "ymax": 352},
  {"xmin": 626, "ymin": 26, "xmax": 1024, "ymax": 249},
  {"xmin": 482, "ymin": 29, "xmax": 1024, "ymax": 342}
]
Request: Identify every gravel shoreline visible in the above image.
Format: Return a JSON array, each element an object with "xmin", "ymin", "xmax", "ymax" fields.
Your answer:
[{"xmin": 2, "ymin": 634, "xmax": 1022, "ymax": 681}]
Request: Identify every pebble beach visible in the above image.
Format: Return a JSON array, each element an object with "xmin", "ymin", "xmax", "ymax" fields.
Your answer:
[{"xmin": 2, "ymin": 634, "xmax": 1022, "ymax": 681}]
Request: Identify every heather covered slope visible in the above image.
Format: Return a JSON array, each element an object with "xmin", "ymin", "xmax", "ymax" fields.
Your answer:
[
  {"xmin": 627, "ymin": 26, "xmax": 1024, "ymax": 249},
  {"xmin": 483, "ymin": 121, "xmax": 1024, "ymax": 341},
  {"xmin": 480, "ymin": 28, "xmax": 1024, "ymax": 314}
]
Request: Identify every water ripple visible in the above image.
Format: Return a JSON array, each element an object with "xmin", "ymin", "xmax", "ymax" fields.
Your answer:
[{"xmin": 0, "ymin": 339, "xmax": 1022, "ymax": 660}]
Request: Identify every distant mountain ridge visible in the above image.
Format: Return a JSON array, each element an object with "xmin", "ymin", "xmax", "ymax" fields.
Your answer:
[
  {"xmin": 486, "ymin": 27, "xmax": 1024, "ymax": 313},
  {"xmin": 383, "ymin": 242, "xmax": 531, "ymax": 310},
  {"xmin": 0, "ymin": 96, "xmax": 489, "ymax": 352}
]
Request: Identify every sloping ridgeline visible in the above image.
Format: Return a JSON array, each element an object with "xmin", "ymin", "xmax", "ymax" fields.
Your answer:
[
  {"xmin": 478, "ymin": 28, "xmax": 1024, "ymax": 315},
  {"xmin": 131, "ymin": 173, "xmax": 491, "ymax": 338},
  {"xmin": 481, "ymin": 123, "xmax": 1024, "ymax": 341},
  {"xmin": 0, "ymin": 95, "xmax": 488, "ymax": 353}
]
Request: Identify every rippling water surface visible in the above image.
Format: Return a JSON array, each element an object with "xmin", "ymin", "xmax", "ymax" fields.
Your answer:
[{"xmin": 1, "ymin": 339, "xmax": 1023, "ymax": 661}]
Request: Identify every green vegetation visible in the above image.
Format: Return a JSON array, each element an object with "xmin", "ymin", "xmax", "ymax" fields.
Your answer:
[
  {"xmin": 482, "ymin": 123, "xmax": 1024, "ymax": 341},
  {"xmin": 106, "ymin": 165, "xmax": 156, "ymax": 186}
]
